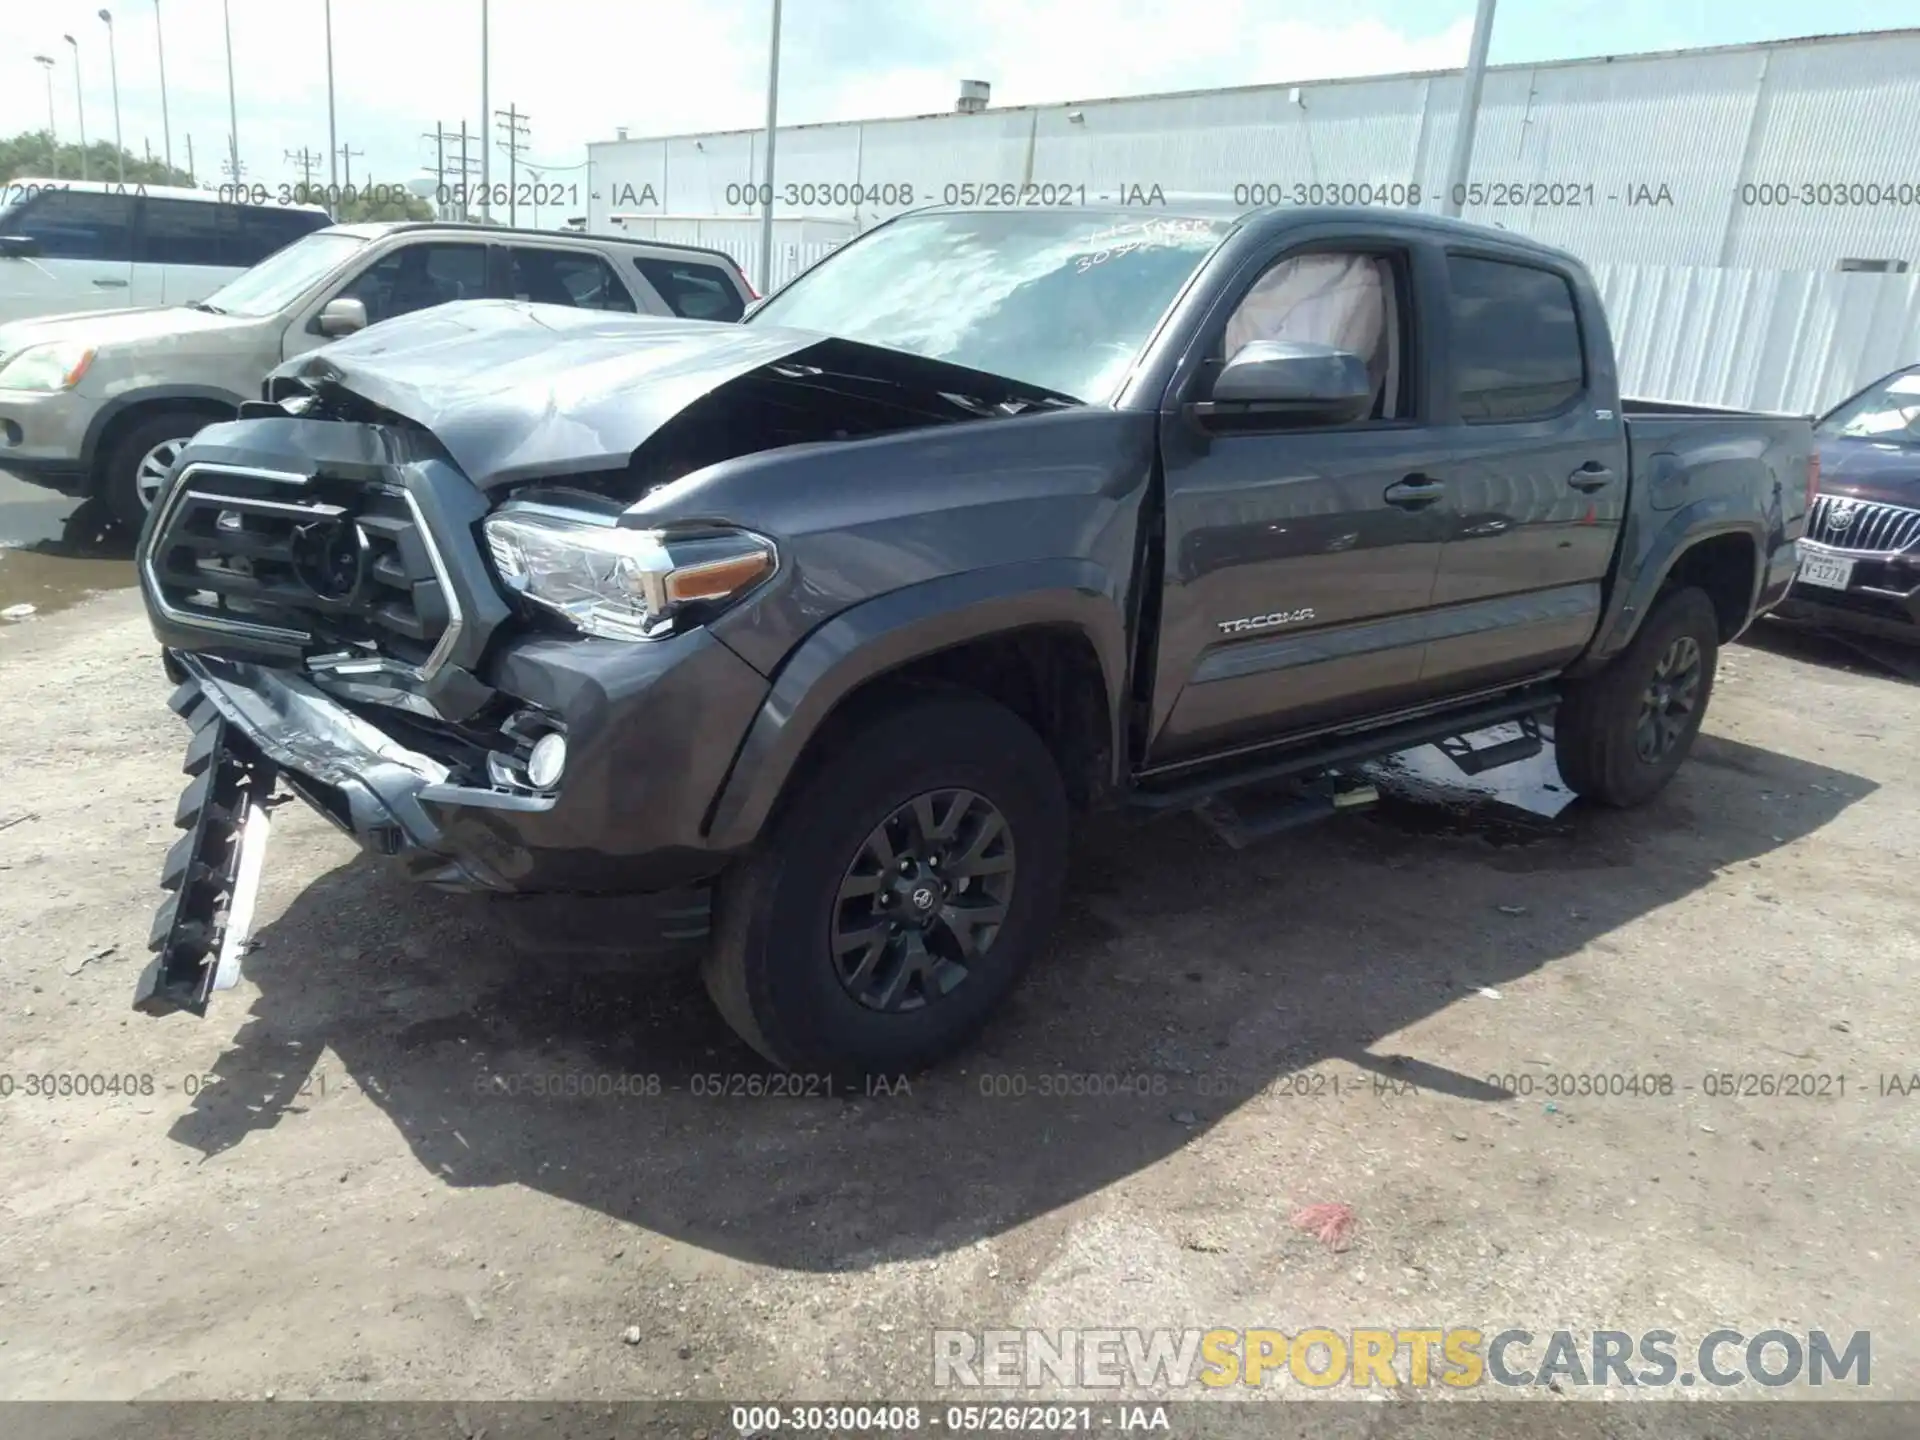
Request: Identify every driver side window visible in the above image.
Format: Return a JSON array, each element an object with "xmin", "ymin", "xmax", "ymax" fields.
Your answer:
[{"xmin": 1220, "ymin": 251, "xmax": 1405, "ymax": 421}]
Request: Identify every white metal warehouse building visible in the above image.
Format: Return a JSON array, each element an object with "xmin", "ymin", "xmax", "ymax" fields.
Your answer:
[{"xmin": 589, "ymin": 27, "xmax": 1920, "ymax": 414}]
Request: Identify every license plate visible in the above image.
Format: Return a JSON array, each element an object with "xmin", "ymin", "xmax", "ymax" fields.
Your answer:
[{"xmin": 1798, "ymin": 554, "xmax": 1855, "ymax": 591}]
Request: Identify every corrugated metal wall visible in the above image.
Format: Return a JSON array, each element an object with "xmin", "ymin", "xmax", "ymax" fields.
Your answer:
[
  {"xmin": 588, "ymin": 27, "xmax": 1920, "ymax": 408},
  {"xmin": 1597, "ymin": 264, "xmax": 1920, "ymax": 414},
  {"xmin": 589, "ymin": 28, "xmax": 1920, "ymax": 271}
]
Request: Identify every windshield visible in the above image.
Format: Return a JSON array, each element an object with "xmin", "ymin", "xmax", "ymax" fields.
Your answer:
[
  {"xmin": 747, "ymin": 210, "xmax": 1234, "ymax": 402},
  {"xmin": 1818, "ymin": 369, "xmax": 1920, "ymax": 447},
  {"xmin": 195, "ymin": 230, "xmax": 371, "ymax": 318}
]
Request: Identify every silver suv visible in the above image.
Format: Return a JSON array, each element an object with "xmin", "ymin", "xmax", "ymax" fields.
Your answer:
[{"xmin": 0, "ymin": 222, "xmax": 756, "ymax": 525}]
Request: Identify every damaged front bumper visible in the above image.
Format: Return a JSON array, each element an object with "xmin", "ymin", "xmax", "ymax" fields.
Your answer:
[{"xmin": 136, "ymin": 627, "xmax": 772, "ymax": 1015}]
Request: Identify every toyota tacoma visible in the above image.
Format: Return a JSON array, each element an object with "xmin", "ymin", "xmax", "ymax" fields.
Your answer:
[{"xmin": 131, "ymin": 203, "xmax": 1813, "ymax": 1078}]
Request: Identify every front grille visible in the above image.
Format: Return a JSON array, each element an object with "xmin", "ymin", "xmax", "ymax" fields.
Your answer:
[
  {"xmin": 145, "ymin": 464, "xmax": 457, "ymax": 674},
  {"xmin": 1806, "ymin": 494, "xmax": 1920, "ymax": 553}
]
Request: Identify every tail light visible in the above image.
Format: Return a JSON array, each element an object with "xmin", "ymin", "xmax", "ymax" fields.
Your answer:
[
  {"xmin": 738, "ymin": 266, "xmax": 759, "ymax": 301},
  {"xmin": 1806, "ymin": 452, "xmax": 1820, "ymax": 512}
]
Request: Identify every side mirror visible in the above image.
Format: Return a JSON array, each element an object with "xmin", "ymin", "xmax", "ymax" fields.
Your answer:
[
  {"xmin": 315, "ymin": 296, "xmax": 368, "ymax": 337},
  {"xmin": 1193, "ymin": 340, "xmax": 1374, "ymax": 428},
  {"xmin": 0, "ymin": 235, "xmax": 41, "ymax": 259}
]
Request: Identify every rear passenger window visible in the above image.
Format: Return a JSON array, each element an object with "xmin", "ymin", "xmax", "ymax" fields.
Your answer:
[
  {"xmin": 139, "ymin": 198, "xmax": 237, "ymax": 266},
  {"xmin": 1445, "ymin": 255, "xmax": 1585, "ymax": 422},
  {"xmin": 7, "ymin": 189, "xmax": 135, "ymax": 262},
  {"xmin": 507, "ymin": 248, "xmax": 636, "ymax": 312},
  {"xmin": 632, "ymin": 257, "xmax": 745, "ymax": 322}
]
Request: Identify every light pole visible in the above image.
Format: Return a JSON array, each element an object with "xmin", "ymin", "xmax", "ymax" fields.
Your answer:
[
  {"xmin": 222, "ymin": 0, "xmax": 240, "ymax": 188},
  {"xmin": 34, "ymin": 56, "xmax": 59, "ymax": 178},
  {"xmin": 325, "ymin": 0, "xmax": 339, "ymax": 195},
  {"xmin": 1441, "ymin": 0, "xmax": 1498, "ymax": 218},
  {"xmin": 479, "ymin": 0, "xmax": 491, "ymax": 223},
  {"xmin": 99, "ymin": 10, "xmax": 124, "ymax": 185},
  {"xmin": 757, "ymin": 0, "xmax": 783, "ymax": 293},
  {"xmin": 63, "ymin": 34, "xmax": 88, "ymax": 181},
  {"xmin": 152, "ymin": 0, "xmax": 172, "ymax": 174}
]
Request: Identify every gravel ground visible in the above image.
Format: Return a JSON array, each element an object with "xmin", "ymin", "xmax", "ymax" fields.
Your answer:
[{"xmin": 0, "ymin": 591, "xmax": 1915, "ymax": 1414}]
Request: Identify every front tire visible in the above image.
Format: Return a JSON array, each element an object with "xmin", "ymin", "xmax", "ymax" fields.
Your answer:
[
  {"xmin": 100, "ymin": 411, "xmax": 213, "ymax": 529},
  {"xmin": 704, "ymin": 690, "xmax": 1069, "ymax": 1080},
  {"xmin": 1556, "ymin": 586, "xmax": 1720, "ymax": 807}
]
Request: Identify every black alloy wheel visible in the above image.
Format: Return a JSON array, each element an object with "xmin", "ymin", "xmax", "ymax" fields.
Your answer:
[
  {"xmin": 831, "ymin": 788, "xmax": 1015, "ymax": 1012},
  {"xmin": 1634, "ymin": 634, "xmax": 1703, "ymax": 763}
]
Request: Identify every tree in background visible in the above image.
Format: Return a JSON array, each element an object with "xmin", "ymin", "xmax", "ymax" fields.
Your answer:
[
  {"xmin": 1, "ymin": 131, "xmax": 195, "ymax": 189},
  {"xmin": 331, "ymin": 189, "xmax": 435, "ymax": 223}
]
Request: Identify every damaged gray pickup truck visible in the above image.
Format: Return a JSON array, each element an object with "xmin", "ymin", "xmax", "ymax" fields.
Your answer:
[{"xmin": 131, "ymin": 203, "xmax": 1813, "ymax": 1078}]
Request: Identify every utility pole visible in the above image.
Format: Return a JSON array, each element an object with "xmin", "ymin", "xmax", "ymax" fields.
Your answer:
[
  {"xmin": 100, "ymin": 9, "xmax": 124, "ymax": 187},
  {"xmin": 63, "ymin": 34, "xmax": 88, "ymax": 181},
  {"xmin": 758, "ymin": 0, "xmax": 783, "ymax": 293},
  {"xmin": 425, "ymin": 124, "xmax": 480, "ymax": 219},
  {"xmin": 285, "ymin": 146, "xmax": 324, "ymax": 200},
  {"xmin": 494, "ymin": 105, "xmax": 529, "ymax": 227},
  {"xmin": 34, "ymin": 56, "xmax": 59, "ymax": 179},
  {"xmin": 184, "ymin": 133, "xmax": 195, "ymax": 186},
  {"xmin": 479, "ymin": 0, "xmax": 491, "ymax": 223},
  {"xmin": 222, "ymin": 0, "xmax": 240, "ymax": 186},
  {"xmin": 152, "ymin": 0, "xmax": 171, "ymax": 173},
  {"xmin": 325, "ymin": 0, "xmax": 338, "ymax": 193},
  {"xmin": 1441, "ymin": 0, "xmax": 1499, "ymax": 218},
  {"xmin": 337, "ymin": 144, "xmax": 365, "ymax": 192}
]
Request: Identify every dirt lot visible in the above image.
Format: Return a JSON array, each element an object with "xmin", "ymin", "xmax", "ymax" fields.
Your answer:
[{"xmin": 0, "ymin": 590, "xmax": 1915, "ymax": 1409}]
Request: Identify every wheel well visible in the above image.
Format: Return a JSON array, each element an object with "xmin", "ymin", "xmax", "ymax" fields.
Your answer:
[
  {"xmin": 90, "ymin": 397, "xmax": 237, "ymax": 479},
  {"xmin": 1660, "ymin": 533, "xmax": 1757, "ymax": 641},
  {"xmin": 788, "ymin": 627, "xmax": 1115, "ymax": 812}
]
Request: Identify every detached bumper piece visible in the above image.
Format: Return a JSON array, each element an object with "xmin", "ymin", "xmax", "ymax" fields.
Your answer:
[{"xmin": 133, "ymin": 679, "xmax": 281, "ymax": 1017}]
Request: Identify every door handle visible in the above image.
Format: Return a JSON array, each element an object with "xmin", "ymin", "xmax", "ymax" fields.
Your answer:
[
  {"xmin": 1569, "ymin": 463, "xmax": 1615, "ymax": 492},
  {"xmin": 92, "ymin": 278, "xmax": 129, "ymax": 288},
  {"xmin": 1384, "ymin": 475, "xmax": 1446, "ymax": 508}
]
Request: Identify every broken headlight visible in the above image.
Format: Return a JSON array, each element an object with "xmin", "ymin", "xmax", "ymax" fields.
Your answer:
[{"xmin": 482, "ymin": 507, "xmax": 776, "ymax": 641}]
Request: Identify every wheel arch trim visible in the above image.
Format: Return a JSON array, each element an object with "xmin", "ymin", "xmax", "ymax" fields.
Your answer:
[
  {"xmin": 1571, "ymin": 502, "xmax": 1765, "ymax": 677},
  {"xmin": 82, "ymin": 385, "xmax": 249, "ymax": 473},
  {"xmin": 704, "ymin": 558, "xmax": 1129, "ymax": 850}
]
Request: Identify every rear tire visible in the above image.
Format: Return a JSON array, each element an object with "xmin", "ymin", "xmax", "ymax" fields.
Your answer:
[
  {"xmin": 1556, "ymin": 586, "xmax": 1720, "ymax": 807},
  {"xmin": 704, "ymin": 690, "xmax": 1069, "ymax": 1080},
  {"xmin": 100, "ymin": 410, "xmax": 216, "ymax": 530}
]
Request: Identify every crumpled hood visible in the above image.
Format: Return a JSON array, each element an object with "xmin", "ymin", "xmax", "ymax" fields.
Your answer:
[
  {"xmin": 266, "ymin": 299, "xmax": 1075, "ymax": 492},
  {"xmin": 266, "ymin": 301, "xmax": 840, "ymax": 490}
]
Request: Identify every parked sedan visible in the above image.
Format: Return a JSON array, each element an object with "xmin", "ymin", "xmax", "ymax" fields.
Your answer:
[{"xmin": 1775, "ymin": 363, "xmax": 1920, "ymax": 641}]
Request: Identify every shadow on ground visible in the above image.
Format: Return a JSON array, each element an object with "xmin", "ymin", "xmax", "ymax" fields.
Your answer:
[
  {"xmin": 1742, "ymin": 615, "xmax": 1920, "ymax": 684},
  {"xmin": 165, "ymin": 734, "xmax": 1871, "ymax": 1271}
]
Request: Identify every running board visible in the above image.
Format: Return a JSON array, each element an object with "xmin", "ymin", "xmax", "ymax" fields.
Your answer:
[
  {"xmin": 1130, "ymin": 685, "xmax": 1558, "ymax": 812},
  {"xmin": 1196, "ymin": 775, "xmax": 1380, "ymax": 850},
  {"xmin": 1437, "ymin": 714, "xmax": 1545, "ymax": 776},
  {"xmin": 133, "ymin": 679, "xmax": 281, "ymax": 1017}
]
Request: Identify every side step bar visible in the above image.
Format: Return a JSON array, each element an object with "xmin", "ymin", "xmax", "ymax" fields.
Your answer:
[
  {"xmin": 1436, "ymin": 714, "xmax": 1546, "ymax": 776},
  {"xmin": 1196, "ymin": 775, "xmax": 1381, "ymax": 850},
  {"xmin": 1130, "ymin": 685, "xmax": 1559, "ymax": 813},
  {"xmin": 133, "ymin": 679, "xmax": 281, "ymax": 1017}
]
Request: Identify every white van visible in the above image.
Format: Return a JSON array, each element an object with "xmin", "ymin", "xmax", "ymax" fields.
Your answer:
[{"xmin": 0, "ymin": 179, "xmax": 330, "ymax": 327}]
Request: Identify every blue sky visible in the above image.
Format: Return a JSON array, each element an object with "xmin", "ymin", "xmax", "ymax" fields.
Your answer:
[{"xmin": 0, "ymin": 1, "xmax": 1897, "ymax": 196}]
